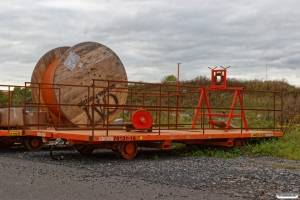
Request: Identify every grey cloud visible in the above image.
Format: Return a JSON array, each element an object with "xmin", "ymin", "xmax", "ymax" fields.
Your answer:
[{"xmin": 0, "ymin": 0, "xmax": 300, "ymax": 86}]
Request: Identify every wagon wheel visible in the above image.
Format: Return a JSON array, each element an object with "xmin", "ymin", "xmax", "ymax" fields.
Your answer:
[
  {"xmin": 23, "ymin": 137, "xmax": 44, "ymax": 151},
  {"xmin": 116, "ymin": 141, "xmax": 138, "ymax": 160},
  {"xmin": 76, "ymin": 145, "xmax": 94, "ymax": 155}
]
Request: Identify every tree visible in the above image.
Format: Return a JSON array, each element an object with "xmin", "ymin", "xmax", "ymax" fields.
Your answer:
[
  {"xmin": 161, "ymin": 75, "xmax": 177, "ymax": 84},
  {"xmin": 10, "ymin": 87, "xmax": 32, "ymax": 105},
  {"xmin": 0, "ymin": 91, "xmax": 8, "ymax": 105}
]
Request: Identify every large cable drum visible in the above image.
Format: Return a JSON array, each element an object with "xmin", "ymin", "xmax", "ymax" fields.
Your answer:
[
  {"xmin": 31, "ymin": 42, "xmax": 128, "ymax": 127},
  {"xmin": 31, "ymin": 46, "xmax": 70, "ymax": 125}
]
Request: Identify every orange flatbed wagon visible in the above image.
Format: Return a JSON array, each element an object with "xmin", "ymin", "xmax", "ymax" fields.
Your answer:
[
  {"xmin": 0, "ymin": 67, "xmax": 284, "ymax": 160},
  {"xmin": 1, "ymin": 126, "xmax": 283, "ymax": 160}
]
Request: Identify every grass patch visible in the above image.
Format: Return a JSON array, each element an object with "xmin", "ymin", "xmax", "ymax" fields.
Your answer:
[
  {"xmin": 180, "ymin": 146, "xmax": 242, "ymax": 159},
  {"xmin": 241, "ymin": 128, "xmax": 300, "ymax": 160},
  {"xmin": 171, "ymin": 142, "xmax": 186, "ymax": 149},
  {"xmin": 153, "ymin": 155, "xmax": 160, "ymax": 160},
  {"xmin": 241, "ymin": 138, "xmax": 279, "ymax": 156},
  {"xmin": 273, "ymin": 164, "xmax": 300, "ymax": 170},
  {"xmin": 170, "ymin": 142, "xmax": 242, "ymax": 159},
  {"xmin": 167, "ymin": 128, "xmax": 300, "ymax": 161}
]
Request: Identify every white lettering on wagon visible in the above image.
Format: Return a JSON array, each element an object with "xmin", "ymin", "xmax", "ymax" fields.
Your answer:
[
  {"xmin": 99, "ymin": 136, "xmax": 114, "ymax": 141},
  {"xmin": 37, "ymin": 132, "xmax": 46, "ymax": 137},
  {"xmin": 265, "ymin": 133, "xmax": 273, "ymax": 137}
]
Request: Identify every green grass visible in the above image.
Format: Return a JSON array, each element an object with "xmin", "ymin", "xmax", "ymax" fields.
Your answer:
[
  {"xmin": 180, "ymin": 147, "xmax": 242, "ymax": 158},
  {"xmin": 273, "ymin": 164, "xmax": 300, "ymax": 170},
  {"xmin": 170, "ymin": 142, "xmax": 186, "ymax": 149},
  {"xmin": 153, "ymin": 155, "xmax": 160, "ymax": 160},
  {"xmin": 170, "ymin": 142, "xmax": 242, "ymax": 159},
  {"xmin": 168, "ymin": 127, "xmax": 300, "ymax": 160},
  {"xmin": 241, "ymin": 127, "xmax": 300, "ymax": 160}
]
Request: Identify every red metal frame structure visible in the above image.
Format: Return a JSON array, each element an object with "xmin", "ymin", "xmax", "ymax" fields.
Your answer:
[
  {"xmin": 0, "ymin": 76, "xmax": 284, "ymax": 159},
  {"xmin": 211, "ymin": 67, "xmax": 227, "ymax": 88},
  {"xmin": 192, "ymin": 67, "xmax": 248, "ymax": 132},
  {"xmin": 0, "ymin": 84, "xmax": 44, "ymax": 151}
]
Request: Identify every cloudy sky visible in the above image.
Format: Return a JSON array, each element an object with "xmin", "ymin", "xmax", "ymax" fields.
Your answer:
[{"xmin": 0, "ymin": 0, "xmax": 300, "ymax": 87}]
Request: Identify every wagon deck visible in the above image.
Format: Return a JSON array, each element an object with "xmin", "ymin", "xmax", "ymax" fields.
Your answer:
[{"xmin": 24, "ymin": 128, "xmax": 282, "ymax": 141}]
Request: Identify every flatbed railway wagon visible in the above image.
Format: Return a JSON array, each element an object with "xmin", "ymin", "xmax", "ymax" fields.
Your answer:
[
  {"xmin": 0, "ymin": 42, "xmax": 284, "ymax": 159},
  {"xmin": 0, "ymin": 77, "xmax": 284, "ymax": 160}
]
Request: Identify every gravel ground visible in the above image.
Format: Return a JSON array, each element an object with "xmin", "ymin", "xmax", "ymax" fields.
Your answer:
[{"xmin": 1, "ymin": 145, "xmax": 300, "ymax": 200}]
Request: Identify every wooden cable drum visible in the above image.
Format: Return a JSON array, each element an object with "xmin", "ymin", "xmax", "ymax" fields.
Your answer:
[
  {"xmin": 31, "ymin": 42, "xmax": 128, "ymax": 127},
  {"xmin": 31, "ymin": 46, "xmax": 70, "ymax": 125}
]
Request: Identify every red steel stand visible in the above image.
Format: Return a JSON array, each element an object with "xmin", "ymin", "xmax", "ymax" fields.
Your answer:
[{"xmin": 192, "ymin": 67, "xmax": 249, "ymax": 132}]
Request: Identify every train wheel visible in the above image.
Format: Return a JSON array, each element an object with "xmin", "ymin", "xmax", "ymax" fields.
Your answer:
[
  {"xmin": 23, "ymin": 137, "xmax": 44, "ymax": 151},
  {"xmin": 76, "ymin": 145, "xmax": 94, "ymax": 155},
  {"xmin": 116, "ymin": 141, "xmax": 138, "ymax": 160}
]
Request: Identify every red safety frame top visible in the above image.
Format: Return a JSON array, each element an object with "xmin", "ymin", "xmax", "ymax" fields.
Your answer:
[{"xmin": 211, "ymin": 69, "xmax": 227, "ymax": 88}]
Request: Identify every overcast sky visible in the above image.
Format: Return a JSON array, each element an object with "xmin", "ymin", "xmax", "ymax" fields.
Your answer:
[{"xmin": 0, "ymin": 0, "xmax": 300, "ymax": 87}]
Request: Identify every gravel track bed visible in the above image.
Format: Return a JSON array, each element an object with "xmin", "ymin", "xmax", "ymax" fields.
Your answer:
[{"xmin": 1, "ymin": 146, "xmax": 300, "ymax": 199}]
